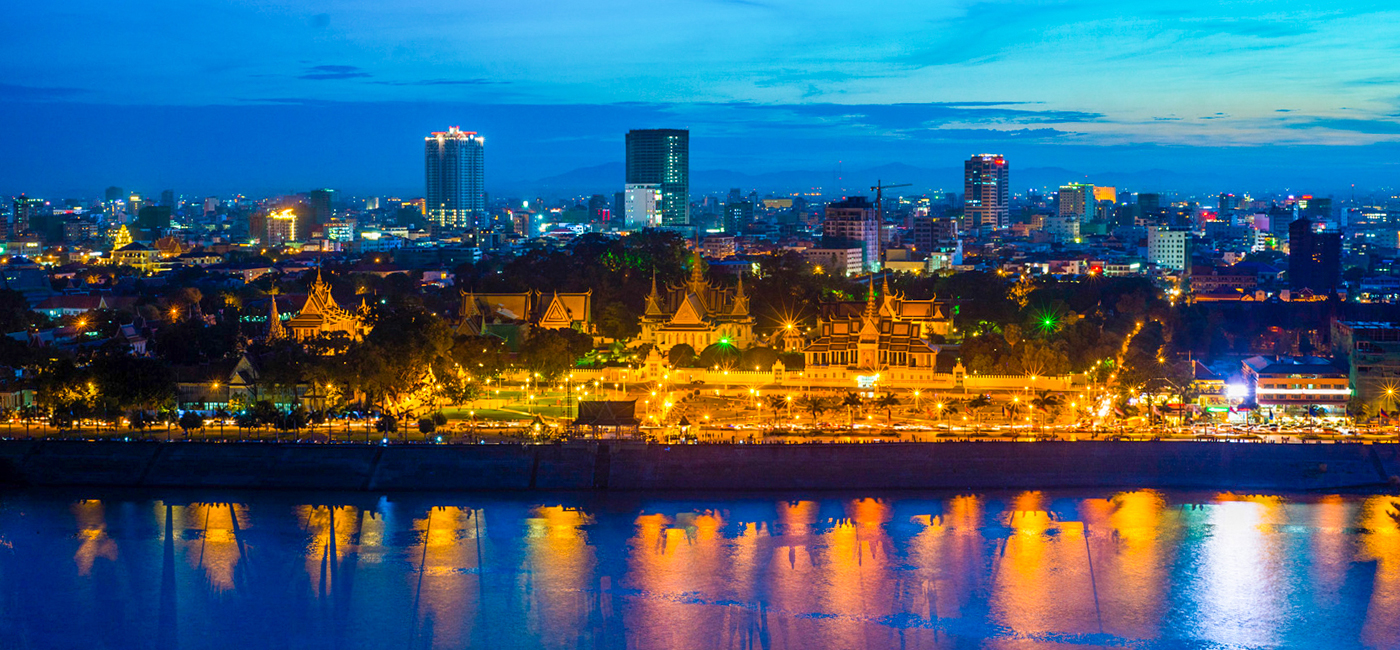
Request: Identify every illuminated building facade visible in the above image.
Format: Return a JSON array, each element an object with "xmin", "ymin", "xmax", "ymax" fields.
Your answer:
[
  {"xmin": 624, "ymin": 183, "xmax": 662, "ymax": 229},
  {"xmin": 1058, "ymin": 183, "xmax": 1093, "ymax": 219},
  {"xmin": 639, "ymin": 254, "xmax": 754, "ymax": 354},
  {"xmin": 285, "ymin": 270, "xmax": 371, "ymax": 341},
  {"xmin": 802, "ymin": 278, "xmax": 951, "ymax": 383},
  {"xmin": 1242, "ymin": 355, "xmax": 1350, "ymax": 417},
  {"xmin": 425, "ymin": 126, "xmax": 486, "ymax": 229},
  {"xmin": 963, "ymin": 154, "xmax": 1009, "ymax": 235},
  {"xmin": 457, "ymin": 289, "xmax": 593, "ymax": 339},
  {"xmin": 626, "ymin": 129, "xmax": 688, "ymax": 226},
  {"xmin": 821, "ymin": 196, "xmax": 879, "ymax": 272}
]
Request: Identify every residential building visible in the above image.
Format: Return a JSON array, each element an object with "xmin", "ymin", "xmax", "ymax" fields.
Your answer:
[
  {"xmin": 626, "ymin": 129, "xmax": 689, "ymax": 226},
  {"xmin": 822, "ymin": 196, "xmax": 879, "ymax": 272},
  {"xmin": 723, "ymin": 200, "xmax": 754, "ymax": 234},
  {"xmin": 963, "ymin": 154, "xmax": 1009, "ymax": 234},
  {"xmin": 1331, "ymin": 321, "xmax": 1400, "ymax": 410},
  {"xmin": 1148, "ymin": 227, "xmax": 1190, "ymax": 272},
  {"xmin": 1288, "ymin": 217, "xmax": 1341, "ymax": 295},
  {"xmin": 1058, "ymin": 183, "xmax": 1093, "ymax": 220},
  {"xmin": 624, "ymin": 183, "xmax": 662, "ymax": 229},
  {"xmin": 424, "ymin": 126, "xmax": 486, "ymax": 228},
  {"xmin": 803, "ymin": 247, "xmax": 864, "ymax": 277}
]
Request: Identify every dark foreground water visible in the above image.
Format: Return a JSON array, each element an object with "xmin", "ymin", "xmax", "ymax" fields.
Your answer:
[{"xmin": 2, "ymin": 490, "xmax": 1400, "ymax": 650}]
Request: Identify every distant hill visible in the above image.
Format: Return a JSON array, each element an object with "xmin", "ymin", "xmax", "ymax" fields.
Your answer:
[{"xmin": 494, "ymin": 161, "xmax": 1239, "ymax": 198}]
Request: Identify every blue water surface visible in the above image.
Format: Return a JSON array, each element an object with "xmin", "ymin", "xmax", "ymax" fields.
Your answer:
[{"xmin": 2, "ymin": 489, "xmax": 1399, "ymax": 649}]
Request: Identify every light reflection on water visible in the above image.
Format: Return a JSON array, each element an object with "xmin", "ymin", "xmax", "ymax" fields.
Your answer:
[{"xmin": 2, "ymin": 490, "xmax": 1400, "ymax": 649}]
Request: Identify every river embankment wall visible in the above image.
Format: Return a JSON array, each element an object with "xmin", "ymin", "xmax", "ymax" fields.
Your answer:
[{"xmin": 0, "ymin": 440, "xmax": 1396, "ymax": 492}]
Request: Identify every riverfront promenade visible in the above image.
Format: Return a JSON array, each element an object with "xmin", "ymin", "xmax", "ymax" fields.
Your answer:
[{"xmin": 2, "ymin": 439, "xmax": 1398, "ymax": 492}]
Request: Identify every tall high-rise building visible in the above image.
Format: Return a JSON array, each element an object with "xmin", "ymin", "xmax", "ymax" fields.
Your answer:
[
  {"xmin": 626, "ymin": 129, "xmax": 689, "ymax": 226},
  {"xmin": 822, "ymin": 196, "xmax": 879, "ymax": 272},
  {"xmin": 723, "ymin": 201, "xmax": 754, "ymax": 234},
  {"xmin": 12, "ymin": 195, "xmax": 44, "ymax": 238},
  {"xmin": 104, "ymin": 186, "xmax": 125, "ymax": 203},
  {"xmin": 1057, "ymin": 183, "xmax": 1093, "ymax": 220},
  {"xmin": 160, "ymin": 189, "xmax": 175, "ymax": 208},
  {"xmin": 307, "ymin": 188, "xmax": 334, "ymax": 237},
  {"xmin": 424, "ymin": 126, "xmax": 485, "ymax": 229},
  {"xmin": 1289, "ymin": 218, "xmax": 1341, "ymax": 295},
  {"xmin": 963, "ymin": 154, "xmax": 1009, "ymax": 235}
]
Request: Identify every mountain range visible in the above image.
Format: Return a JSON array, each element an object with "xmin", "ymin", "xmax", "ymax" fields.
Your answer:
[{"xmin": 494, "ymin": 162, "xmax": 1239, "ymax": 199}]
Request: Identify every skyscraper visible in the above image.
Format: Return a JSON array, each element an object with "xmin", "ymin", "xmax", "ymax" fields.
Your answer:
[
  {"xmin": 1058, "ymin": 183, "xmax": 1093, "ymax": 220},
  {"xmin": 1289, "ymin": 217, "xmax": 1341, "ymax": 295},
  {"xmin": 963, "ymin": 154, "xmax": 1008, "ymax": 235},
  {"xmin": 308, "ymin": 188, "xmax": 334, "ymax": 237},
  {"xmin": 12, "ymin": 195, "xmax": 44, "ymax": 238},
  {"xmin": 424, "ymin": 126, "xmax": 485, "ymax": 229},
  {"xmin": 626, "ymin": 129, "xmax": 689, "ymax": 226}
]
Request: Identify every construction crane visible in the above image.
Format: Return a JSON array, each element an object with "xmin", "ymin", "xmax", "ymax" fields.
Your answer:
[{"xmin": 870, "ymin": 180, "xmax": 912, "ymax": 252}]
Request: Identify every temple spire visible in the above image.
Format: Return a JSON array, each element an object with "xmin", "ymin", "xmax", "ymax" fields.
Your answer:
[
  {"xmin": 864, "ymin": 276, "xmax": 877, "ymax": 318},
  {"xmin": 267, "ymin": 297, "xmax": 285, "ymax": 340},
  {"xmin": 644, "ymin": 268, "xmax": 665, "ymax": 317},
  {"xmin": 731, "ymin": 274, "xmax": 749, "ymax": 316}
]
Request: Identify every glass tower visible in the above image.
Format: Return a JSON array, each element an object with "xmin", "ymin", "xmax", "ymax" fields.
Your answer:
[
  {"xmin": 626, "ymin": 129, "xmax": 689, "ymax": 226},
  {"xmin": 425, "ymin": 127, "xmax": 485, "ymax": 229}
]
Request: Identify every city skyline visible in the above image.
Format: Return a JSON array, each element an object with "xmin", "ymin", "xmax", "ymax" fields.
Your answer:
[{"xmin": 3, "ymin": 2, "xmax": 1400, "ymax": 196}]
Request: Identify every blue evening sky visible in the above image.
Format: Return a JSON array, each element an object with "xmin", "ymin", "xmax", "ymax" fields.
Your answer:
[{"xmin": 2, "ymin": 0, "xmax": 1398, "ymax": 197}]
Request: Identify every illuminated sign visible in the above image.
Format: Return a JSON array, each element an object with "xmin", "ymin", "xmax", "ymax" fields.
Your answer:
[{"xmin": 855, "ymin": 374, "xmax": 880, "ymax": 389}]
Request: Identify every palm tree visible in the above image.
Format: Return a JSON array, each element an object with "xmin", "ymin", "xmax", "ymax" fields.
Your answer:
[
  {"xmin": 967, "ymin": 394, "xmax": 992, "ymax": 434},
  {"xmin": 1030, "ymin": 390, "xmax": 1064, "ymax": 434},
  {"xmin": 841, "ymin": 392, "xmax": 865, "ymax": 428},
  {"xmin": 875, "ymin": 393, "xmax": 901, "ymax": 423},
  {"xmin": 764, "ymin": 394, "xmax": 787, "ymax": 426},
  {"xmin": 936, "ymin": 399, "xmax": 962, "ymax": 432},
  {"xmin": 798, "ymin": 395, "xmax": 830, "ymax": 423}
]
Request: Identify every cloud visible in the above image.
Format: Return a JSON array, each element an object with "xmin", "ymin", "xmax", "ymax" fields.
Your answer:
[
  {"xmin": 921, "ymin": 127, "xmax": 1071, "ymax": 140},
  {"xmin": 1185, "ymin": 19, "xmax": 1314, "ymax": 39},
  {"xmin": 299, "ymin": 65, "xmax": 371, "ymax": 80},
  {"xmin": 721, "ymin": 101, "xmax": 1103, "ymax": 130},
  {"xmin": 0, "ymin": 83, "xmax": 86, "ymax": 101},
  {"xmin": 1287, "ymin": 118, "xmax": 1400, "ymax": 135},
  {"xmin": 371, "ymin": 78, "xmax": 505, "ymax": 86}
]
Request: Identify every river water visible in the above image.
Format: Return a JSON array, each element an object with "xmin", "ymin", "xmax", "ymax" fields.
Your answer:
[{"xmin": 2, "ymin": 489, "xmax": 1399, "ymax": 649}]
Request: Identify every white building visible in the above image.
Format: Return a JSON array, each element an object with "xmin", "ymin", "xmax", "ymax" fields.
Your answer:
[
  {"xmin": 624, "ymin": 183, "xmax": 662, "ymax": 229},
  {"xmin": 803, "ymin": 247, "xmax": 864, "ymax": 277},
  {"xmin": 1148, "ymin": 227, "xmax": 1190, "ymax": 271},
  {"xmin": 1043, "ymin": 215, "xmax": 1081, "ymax": 241}
]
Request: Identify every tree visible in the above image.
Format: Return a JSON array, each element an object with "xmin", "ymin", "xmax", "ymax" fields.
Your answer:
[
  {"xmin": 178, "ymin": 411, "xmax": 204, "ymax": 438},
  {"xmin": 518, "ymin": 327, "xmax": 593, "ymax": 380},
  {"xmin": 1030, "ymin": 390, "xmax": 1064, "ymax": 433},
  {"xmin": 967, "ymin": 394, "xmax": 993, "ymax": 433},
  {"xmin": 797, "ymin": 395, "xmax": 830, "ymax": 422},
  {"xmin": 763, "ymin": 394, "xmax": 788, "ymax": 425},
  {"xmin": 667, "ymin": 343, "xmax": 697, "ymax": 368},
  {"xmin": 418, "ymin": 417, "xmax": 437, "ymax": 435},
  {"xmin": 698, "ymin": 342, "xmax": 741, "ymax": 369},
  {"xmin": 740, "ymin": 346, "xmax": 780, "ymax": 372},
  {"xmin": 874, "ymin": 393, "xmax": 901, "ymax": 423},
  {"xmin": 841, "ymin": 392, "xmax": 864, "ymax": 428}
]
